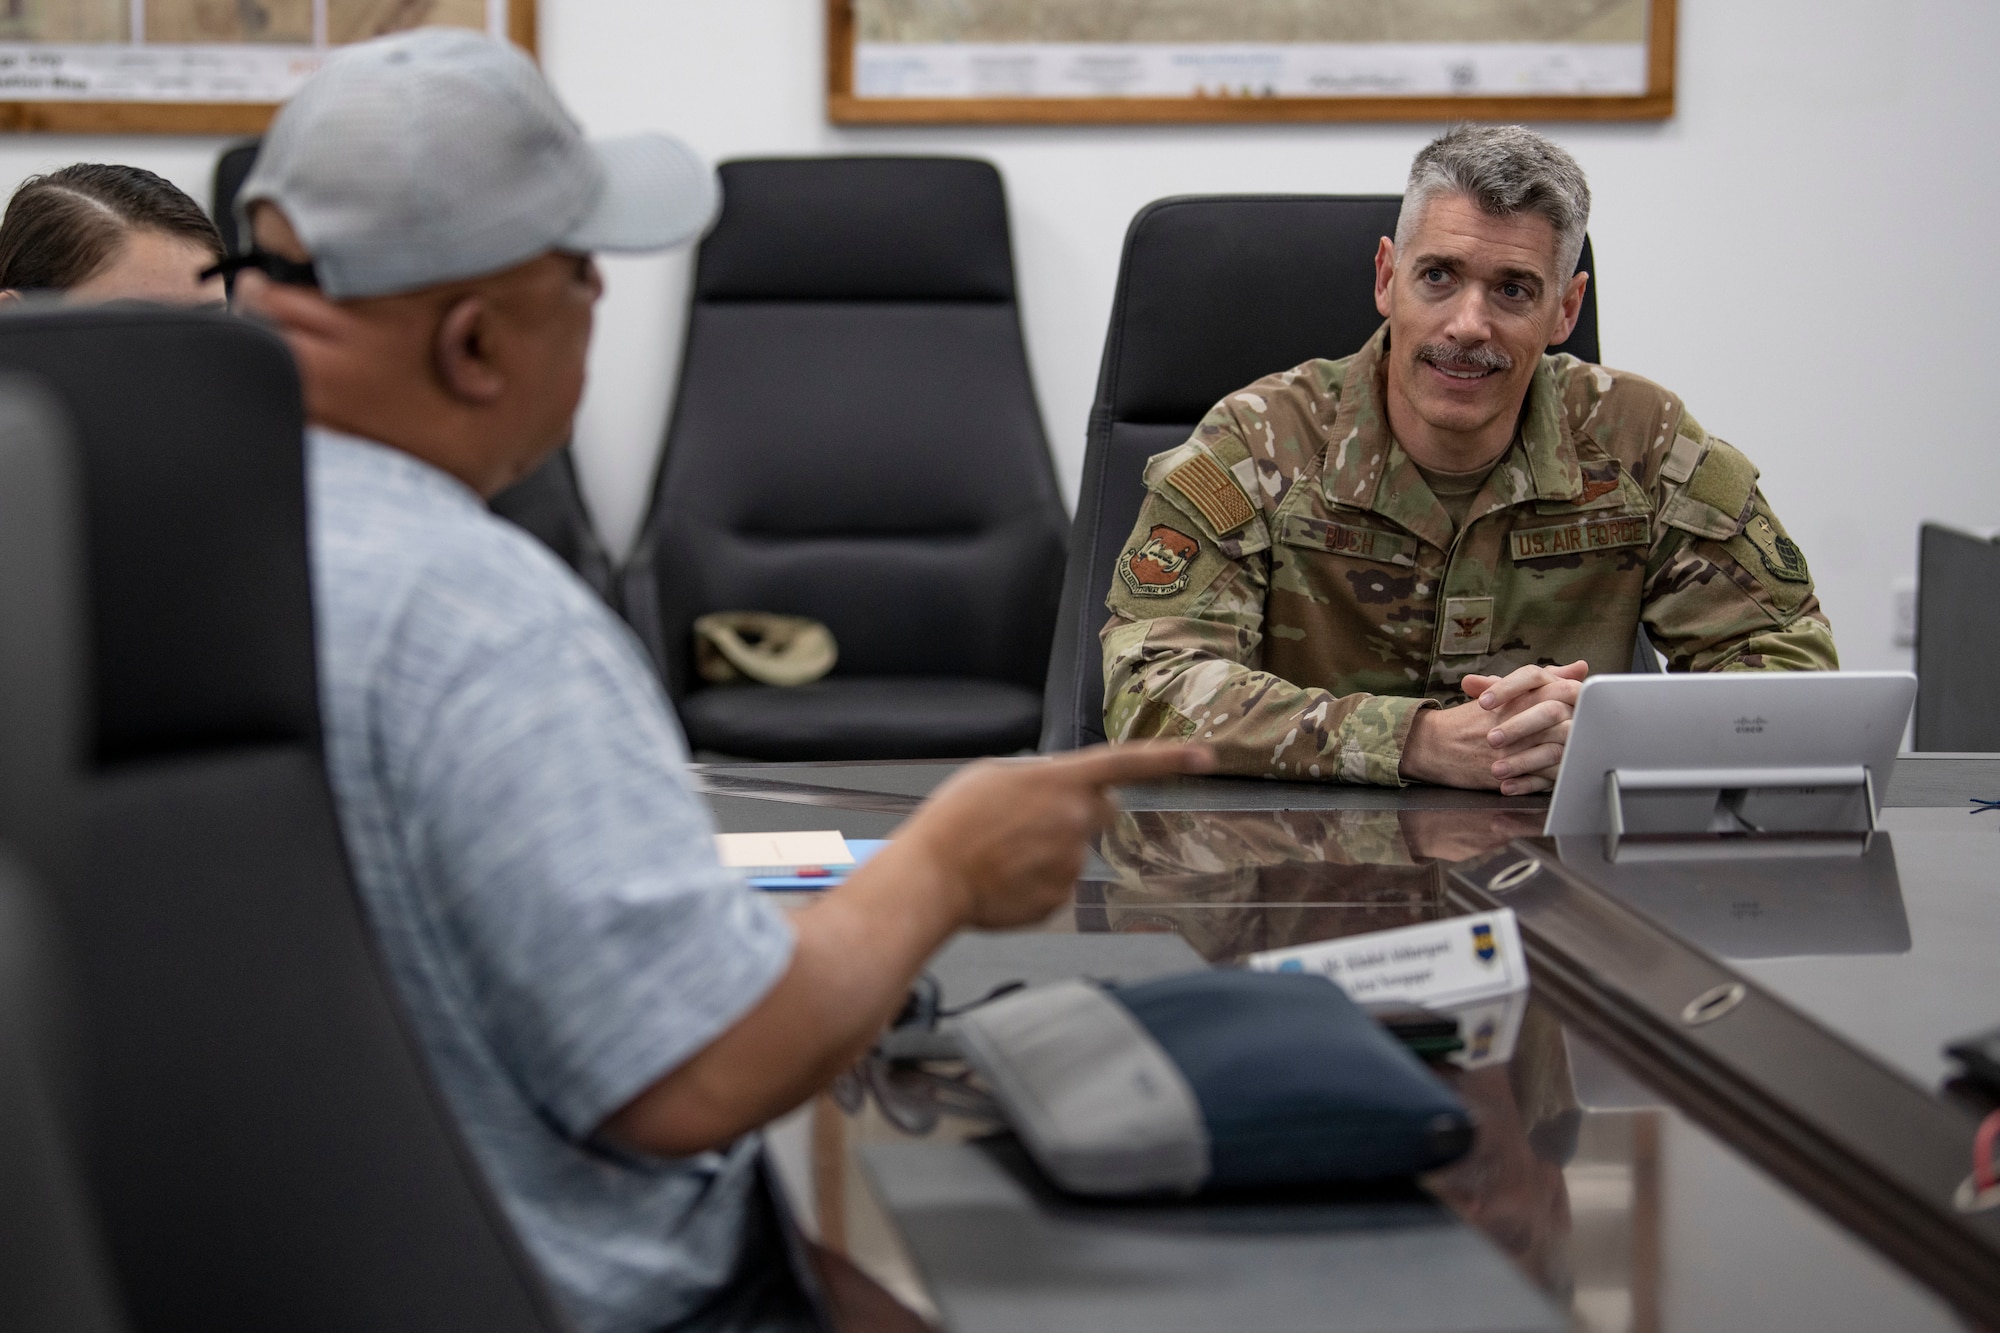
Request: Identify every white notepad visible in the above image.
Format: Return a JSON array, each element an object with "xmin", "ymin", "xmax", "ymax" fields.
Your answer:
[{"xmin": 712, "ymin": 830, "xmax": 855, "ymax": 870}]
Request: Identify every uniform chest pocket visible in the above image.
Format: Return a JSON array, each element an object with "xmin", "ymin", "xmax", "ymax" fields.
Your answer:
[{"xmin": 1276, "ymin": 514, "xmax": 1417, "ymax": 568}]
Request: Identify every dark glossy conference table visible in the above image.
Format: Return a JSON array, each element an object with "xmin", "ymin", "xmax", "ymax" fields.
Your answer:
[{"xmin": 696, "ymin": 755, "xmax": 2000, "ymax": 1333}]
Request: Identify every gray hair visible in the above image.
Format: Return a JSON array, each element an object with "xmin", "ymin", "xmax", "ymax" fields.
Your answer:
[{"xmin": 1395, "ymin": 125, "xmax": 1591, "ymax": 280}]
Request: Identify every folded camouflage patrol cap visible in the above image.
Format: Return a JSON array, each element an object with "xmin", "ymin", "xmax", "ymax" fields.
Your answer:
[{"xmin": 693, "ymin": 612, "xmax": 838, "ymax": 688}]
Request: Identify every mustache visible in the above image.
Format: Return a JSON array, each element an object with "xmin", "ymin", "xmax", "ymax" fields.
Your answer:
[{"xmin": 1416, "ymin": 342, "xmax": 1514, "ymax": 373}]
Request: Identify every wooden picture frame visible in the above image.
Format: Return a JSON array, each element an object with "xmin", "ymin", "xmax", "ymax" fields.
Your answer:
[
  {"xmin": 0, "ymin": 0, "xmax": 535, "ymax": 134},
  {"xmin": 829, "ymin": 0, "xmax": 1674, "ymax": 125}
]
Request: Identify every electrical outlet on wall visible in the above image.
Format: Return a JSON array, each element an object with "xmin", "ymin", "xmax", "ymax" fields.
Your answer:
[{"xmin": 1892, "ymin": 577, "xmax": 1917, "ymax": 648}]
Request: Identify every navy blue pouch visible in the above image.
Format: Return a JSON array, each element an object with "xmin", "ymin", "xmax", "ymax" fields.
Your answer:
[{"xmin": 957, "ymin": 969, "xmax": 1474, "ymax": 1197}]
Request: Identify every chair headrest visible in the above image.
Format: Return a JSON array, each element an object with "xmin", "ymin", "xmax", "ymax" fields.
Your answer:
[
  {"xmin": 1101, "ymin": 195, "xmax": 1599, "ymax": 426},
  {"xmin": 0, "ymin": 308, "xmax": 317, "ymax": 767},
  {"xmin": 212, "ymin": 137, "xmax": 263, "ymax": 257},
  {"xmin": 697, "ymin": 157, "xmax": 1015, "ymax": 303}
]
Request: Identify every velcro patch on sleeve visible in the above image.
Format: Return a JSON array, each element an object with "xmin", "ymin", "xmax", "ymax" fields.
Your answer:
[
  {"xmin": 1683, "ymin": 440, "xmax": 1758, "ymax": 519},
  {"xmin": 1510, "ymin": 515, "xmax": 1650, "ymax": 562},
  {"xmin": 1164, "ymin": 452, "xmax": 1257, "ymax": 536}
]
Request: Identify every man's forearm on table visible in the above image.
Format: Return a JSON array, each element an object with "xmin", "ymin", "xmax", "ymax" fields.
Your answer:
[{"xmin": 1110, "ymin": 645, "xmax": 1430, "ymax": 785}]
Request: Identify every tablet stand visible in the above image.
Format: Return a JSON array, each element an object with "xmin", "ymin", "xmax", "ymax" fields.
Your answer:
[{"xmin": 1602, "ymin": 764, "xmax": 1879, "ymax": 862}]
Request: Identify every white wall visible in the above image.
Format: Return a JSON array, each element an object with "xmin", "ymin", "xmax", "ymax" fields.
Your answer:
[{"xmin": 1, "ymin": 0, "xmax": 1994, "ymax": 671}]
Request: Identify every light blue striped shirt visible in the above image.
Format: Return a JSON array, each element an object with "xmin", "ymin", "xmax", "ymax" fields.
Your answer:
[{"xmin": 308, "ymin": 429, "xmax": 795, "ymax": 1333}]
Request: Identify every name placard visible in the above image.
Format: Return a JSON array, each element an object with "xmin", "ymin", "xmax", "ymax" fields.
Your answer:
[{"xmin": 1248, "ymin": 908, "xmax": 1527, "ymax": 1008}]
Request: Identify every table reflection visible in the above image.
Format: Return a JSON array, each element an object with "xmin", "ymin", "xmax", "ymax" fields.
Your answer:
[
  {"xmin": 1549, "ymin": 832, "xmax": 1912, "ymax": 958},
  {"xmin": 1542, "ymin": 823, "xmax": 1996, "ymax": 1095},
  {"xmin": 1084, "ymin": 807, "xmax": 1545, "ymax": 961},
  {"xmin": 807, "ymin": 994, "xmax": 1666, "ymax": 1333},
  {"xmin": 731, "ymin": 764, "xmax": 1978, "ymax": 1331},
  {"xmin": 1425, "ymin": 1005, "xmax": 1586, "ymax": 1300}
]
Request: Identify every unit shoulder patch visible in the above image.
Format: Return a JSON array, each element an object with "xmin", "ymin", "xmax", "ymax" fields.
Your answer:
[
  {"xmin": 1163, "ymin": 451, "xmax": 1257, "ymax": 536},
  {"xmin": 1720, "ymin": 504, "xmax": 1814, "ymax": 615},
  {"xmin": 1742, "ymin": 512, "xmax": 1810, "ymax": 584},
  {"xmin": 1119, "ymin": 524, "xmax": 1202, "ymax": 598}
]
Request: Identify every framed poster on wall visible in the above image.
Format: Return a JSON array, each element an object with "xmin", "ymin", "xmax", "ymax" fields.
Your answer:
[
  {"xmin": 0, "ymin": 0, "xmax": 534, "ymax": 133},
  {"xmin": 829, "ymin": 0, "xmax": 1674, "ymax": 125}
]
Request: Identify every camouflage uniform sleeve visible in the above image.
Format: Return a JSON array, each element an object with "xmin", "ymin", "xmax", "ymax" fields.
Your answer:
[
  {"xmin": 1641, "ymin": 413, "xmax": 1839, "ymax": 672},
  {"xmin": 1100, "ymin": 419, "xmax": 1436, "ymax": 786}
]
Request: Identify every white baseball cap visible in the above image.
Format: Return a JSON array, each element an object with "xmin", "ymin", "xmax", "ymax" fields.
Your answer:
[{"xmin": 239, "ymin": 27, "xmax": 719, "ymax": 299}]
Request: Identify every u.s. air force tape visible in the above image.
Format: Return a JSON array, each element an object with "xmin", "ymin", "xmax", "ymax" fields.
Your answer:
[
  {"xmin": 1163, "ymin": 453, "xmax": 1256, "ymax": 536},
  {"xmin": 1510, "ymin": 515, "xmax": 1649, "ymax": 562}
]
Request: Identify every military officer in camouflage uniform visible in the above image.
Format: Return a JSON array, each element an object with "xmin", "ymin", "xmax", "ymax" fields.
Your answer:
[{"xmin": 1103, "ymin": 125, "xmax": 1837, "ymax": 793}]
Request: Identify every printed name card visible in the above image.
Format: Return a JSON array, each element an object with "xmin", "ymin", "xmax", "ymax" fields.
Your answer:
[{"xmin": 1248, "ymin": 909, "xmax": 1527, "ymax": 1009}]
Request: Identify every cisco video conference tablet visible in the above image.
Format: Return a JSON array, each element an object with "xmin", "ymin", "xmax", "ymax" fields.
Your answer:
[{"xmin": 1543, "ymin": 672, "xmax": 1917, "ymax": 838}]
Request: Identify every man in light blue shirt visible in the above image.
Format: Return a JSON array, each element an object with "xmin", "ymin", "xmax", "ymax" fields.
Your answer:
[
  {"xmin": 307, "ymin": 424, "xmax": 797, "ymax": 1329},
  {"xmin": 232, "ymin": 30, "xmax": 1204, "ymax": 1333}
]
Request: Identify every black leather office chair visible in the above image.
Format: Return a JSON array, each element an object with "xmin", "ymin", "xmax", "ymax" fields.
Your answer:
[
  {"xmin": 623, "ymin": 156, "xmax": 1068, "ymax": 760},
  {"xmin": 209, "ymin": 139, "xmax": 260, "ymax": 257},
  {"xmin": 0, "ymin": 856, "xmax": 128, "ymax": 1333},
  {"xmin": 0, "ymin": 381, "xmax": 129, "ymax": 1333},
  {"xmin": 0, "ymin": 309, "xmax": 568, "ymax": 1331},
  {"xmin": 0, "ymin": 379, "xmax": 85, "ymax": 893},
  {"xmin": 210, "ymin": 139, "xmax": 616, "ymax": 602},
  {"xmin": 1039, "ymin": 195, "xmax": 1603, "ymax": 752},
  {"xmin": 1915, "ymin": 523, "xmax": 2000, "ymax": 750}
]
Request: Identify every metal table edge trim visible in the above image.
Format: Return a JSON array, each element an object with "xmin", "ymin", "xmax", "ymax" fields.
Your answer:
[
  {"xmin": 692, "ymin": 770, "xmax": 923, "ymax": 816},
  {"xmin": 1444, "ymin": 837, "xmax": 2000, "ymax": 1331}
]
